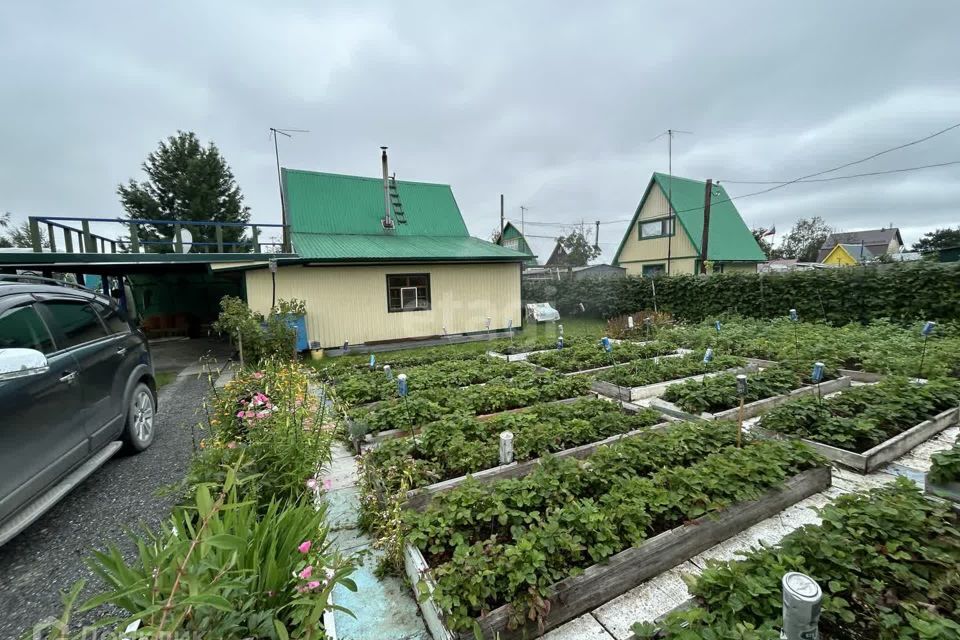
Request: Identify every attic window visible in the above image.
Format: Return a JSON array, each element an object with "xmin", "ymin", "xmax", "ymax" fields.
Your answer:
[
  {"xmin": 639, "ymin": 217, "xmax": 672, "ymax": 239},
  {"xmin": 387, "ymin": 273, "xmax": 431, "ymax": 312},
  {"xmin": 503, "ymin": 238, "xmax": 520, "ymax": 250}
]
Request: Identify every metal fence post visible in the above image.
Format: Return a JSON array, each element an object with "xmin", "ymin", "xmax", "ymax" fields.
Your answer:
[
  {"xmin": 81, "ymin": 220, "xmax": 96, "ymax": 253},
  {"xmin": 129, "ymin": 222, "xmax": 140, "ymax": 253},
  {"xmin": 29, "ymin": 217, "xmax": 42, "ymax": 252}
]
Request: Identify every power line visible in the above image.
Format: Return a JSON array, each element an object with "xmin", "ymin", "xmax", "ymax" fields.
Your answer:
[{"xmin": 717, "ymin": 160, "xmax": 960, "ymax": 184}]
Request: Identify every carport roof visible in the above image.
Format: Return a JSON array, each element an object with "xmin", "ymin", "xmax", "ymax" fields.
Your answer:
[{"xmin": 0, "ymin": 251, "xmax": 297, "ymax": 275}]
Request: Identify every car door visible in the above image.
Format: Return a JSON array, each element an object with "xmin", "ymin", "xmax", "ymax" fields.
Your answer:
[
  {"xmin": 0, "ymin": 300, "xmax": 85, "ymax": 524},
  {"xmin": 35, "ymin": 297, "xmax": 121, "ymax": 447},
  {"xmin": 88, "ymin": 299, "xmax": 143, "ymax": 450}
]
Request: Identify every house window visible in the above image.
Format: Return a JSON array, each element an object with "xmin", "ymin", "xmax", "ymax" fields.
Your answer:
[
  {"xmin": 503, "ymin": 237, "xmax": 520, "ymax": 250},
  {"xmin": 642, "ymin": 263, "xmax": 665, "ymax": 277},
  {"xmin": 386, "ymin": 273, "xmax": 431, "ymax": 312},
  {"xmin": 639, "ymin": 217, "xmax": 672, "ymax": 239},
  {"xmin": 712, "ymin": 262, "xmax": 724, "ymax": 274}
]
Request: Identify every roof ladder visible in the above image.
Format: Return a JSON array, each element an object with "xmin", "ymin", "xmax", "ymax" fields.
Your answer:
[{"xmin": 388, "ymin": 176, "xmax": 407, "ymax": 224}]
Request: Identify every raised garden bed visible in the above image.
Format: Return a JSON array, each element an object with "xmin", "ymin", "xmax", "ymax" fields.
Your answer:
[
  {"xmin": 591, "ymin": 354, "xmax": 753, "ymax": 402},
  {"xmin": 345, "ymin": 370, "xmax": 592, "ymax": 436},
  {"xmin": 524, "ymin": 339, "xmax": 679, "ymax": 373},
  {"xmin": 754, "ymin": 377, "xmax": 960, "ymax": 473},
  {"xmin": 635, "ymin": 479, "xmax": 960, "ymax": 639},
  {"xmin": 402, "ymin": 424, "xmax": 828, "ymax": 638},
  {"xmin": 651, "ymin": 366, "xmax": 852, "ymax": 421}
]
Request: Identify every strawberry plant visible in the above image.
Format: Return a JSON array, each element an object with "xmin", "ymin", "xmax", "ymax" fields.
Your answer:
[
  {"xmin": 929, "ymin": 441, "xmax": 960, "ymax": 485},
  {"xmin": 403, "ymin": 422, "xmax": 824, "ymax": 632},
  {"xmin": 595, "ymin": 353, "xmax": 745, "ymax": 388},
  {"xmin": 634, "ymin": 479, "xmax": 960, "ymax": 640},
  {"xmin": 526, "ymin": 339, "xmax": 677, "ymax": 372},
  {"xmin": 760, "ymin": 376, "xmax": 960, "ymax": 452},
  {"xmin": 662, "ymin": 366, "xmax": 803, "ymax": 414},
  {"xmin": 365, "ymin": 399, "xmax": 664, "ymax": 493}
]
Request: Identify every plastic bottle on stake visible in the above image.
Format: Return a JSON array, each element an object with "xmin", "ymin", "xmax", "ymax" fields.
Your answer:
[
  {"xmin": 703, "ymin": 348, "xmax": 714, "ymax": 364},
  {"xmin": 384, "ymin": 365, "xmax": 392, "ymax": 381},
  {"xmin": 781, "ymin": 572, "xmax": 822, "ymax": 640},
  {"xmin": 397, "ymin": 374, "xmax": 408, "ymax": 397}
]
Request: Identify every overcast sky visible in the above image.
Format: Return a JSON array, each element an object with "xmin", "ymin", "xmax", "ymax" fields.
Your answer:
[{"xmin": 2, "ymin": 1, "xmax": 959, "ymax": 262}]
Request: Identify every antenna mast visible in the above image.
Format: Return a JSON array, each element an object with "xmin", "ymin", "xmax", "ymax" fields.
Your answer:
[{"xmin": 269, "ymin": 127, "xmax": 309, "ymax": 252}]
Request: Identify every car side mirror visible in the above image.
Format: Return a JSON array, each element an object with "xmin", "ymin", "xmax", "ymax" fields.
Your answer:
[{"xmin": 0, "ymin": 348, "xmax": 50, "ymax": 382}]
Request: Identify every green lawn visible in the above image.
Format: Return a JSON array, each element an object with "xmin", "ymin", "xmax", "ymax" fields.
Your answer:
[{"xmin": 308, "ymin": 316, "xmax": 607, "ymax": 368}]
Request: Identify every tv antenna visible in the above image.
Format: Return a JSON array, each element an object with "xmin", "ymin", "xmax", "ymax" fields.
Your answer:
[{"xmin": 270, "ymin": 127, "xmax": 309, "ymax": 251}]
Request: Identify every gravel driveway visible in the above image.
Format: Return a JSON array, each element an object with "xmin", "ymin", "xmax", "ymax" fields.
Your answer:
[{"xmin": 0, "ymin": 369, "xmax": 216, "ymax": 639}]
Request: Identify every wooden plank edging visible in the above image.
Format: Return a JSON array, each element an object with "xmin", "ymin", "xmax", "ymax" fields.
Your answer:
[
  {"xmin": 593, "ymin": 363, "xmax": 760, "ymax": 402},
  {"xmin": 925, "ymin": 476, "xmax": 960, "ymax": 505},
  {"xmin": 411, "ymin": 466, "xmax": 831, "ymax": 640}
]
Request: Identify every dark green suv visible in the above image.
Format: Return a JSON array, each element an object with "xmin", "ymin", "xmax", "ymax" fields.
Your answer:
[{"xmin": 0, "ymin": 275, "xmax": 157, "ymax": 546}]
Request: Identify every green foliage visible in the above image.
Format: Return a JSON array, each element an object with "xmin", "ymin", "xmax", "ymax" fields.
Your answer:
[
  {"xmin": 364, "ymin": 399, "xmax": 664, "ymax": 493},
  {"xmin": 774, "ymin": 216, "xmax": 832, "ymax": 262},
  {"xmin": 636, "ymin": 479, "xmax": 960, "ymax": 640},
  {"xmin": 663, "ymin": 366, "xmax": 802, "ymax": 414},
  {"xmin": 522, "ymin": 262, "xmax": 960, "ymax": 325},
  {"xmin": 348, "ymin": 371, "xmax": 592, "ymax": 434},
  {"xmin": 213, "ymin": 295, "xmax": 300, "ymax": 363},
  {"xmin": 595, "ymin": 353, "xmax": 745, "ymax": 387},
  {"xmin": 913, "ymin": 226, "xmax": 960, "ymax": 252},
  {"xmin": 555, "ymin": 230, "xmax": 602, "ymax": 267},
  {"xmin": 190, "ymin": 361, "xmax": 334, "ymax": 505},
  {"xmin": 83, "ymin": 464, "xmax": 354, "ymax": 639},
  {"xmin": 526, "ymin": 339, "xmax": 677, "ymax": 372},
  {"xmin": 406, "ymin": 426, "xmax": 823, "ymax": 632},
  {"xmin": 118, "ymin": 130, "xmax": 251, "ymax": 248},
  {"xmin": 929, "ymin": 441, "xmax": 960, "ymax": 485},
  {"xmin": 332, "ymin": 356, "xmax": 517, "ymax": 405},
  {"xmin": 760, "ymin": 376, "xmax": 960, "ymax": 452}
]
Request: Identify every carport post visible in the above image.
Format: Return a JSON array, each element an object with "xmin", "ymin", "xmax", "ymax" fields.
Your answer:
[
  {"xmin": 82, "ymin": 220, "xmax": 96, "ymax": 253},
  {"xmin": 215, "ymin": 224, "xmax": 224, "ymax": 252},
  {"xmin": 251, "ymin": 225, "xmax": 260, "ymax": 253},
  {"xmin": 64, "ymin": 230, "xmax": 74, "ymax": 252},
  {"xmin": 128, "ymin": 222, "xmax": 140, "ymax": 253},
  {"xmin": 47, "ymin": 223, "xmax": 57, "ymax": 252},
  {"xmin": 29, "ymin": 217, "xmax": 42, "ymax": 252}
]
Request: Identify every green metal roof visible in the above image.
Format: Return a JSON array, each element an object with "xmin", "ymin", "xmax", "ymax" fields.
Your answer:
[
  {"xmin": 290, "ymin": 233, "xmax": 525, "ymax": 262},
  {"xmin": 613, "ymin": 173, "xmax": 766, "ymax": 265},
  {"xmin": 498, "ymin": 222, "xmax": 538, "ymax": 266},
  {"xmin": 282, "ymin": 168, "xmax": 527, "ymax": 262}
]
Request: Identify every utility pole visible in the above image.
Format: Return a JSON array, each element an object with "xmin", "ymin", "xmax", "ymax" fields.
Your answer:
[
  {"xmin": 700, "ymin": 178, "xmax": 713, "ymax": 274},
  {"xmin": 270, "ymin": 127, "xmax": 309, "ymax": 253},
  {"xmin": 500, "ymin": 194, "xmax": 504, "ymax": 238},
  {"xmin": 594, "ymin": 220, "xmax": 600, "ymax": 249},
  {"xmin": 520, "ymin": 206, "xmax": 528, "ymax": 235}
]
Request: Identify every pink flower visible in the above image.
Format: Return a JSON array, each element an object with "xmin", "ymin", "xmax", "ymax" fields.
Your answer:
[
  {"xmin": 299, "ymin": 565, "xmax": 313, "ymax": 579},
  {"xmin": 226, "ymin": 441, "xmax": 237, "ymax": 449},
  {"xmin": 235, "ymin": 410, "xmax": 244, "ymax": 418},
  {"xmin": 295, "ymin": 585, "xmax": 307, "ymax": 593},
  {"xmin": 255, "ymin": 411, "xmax": 269, "ymax": 419},
  {"xmin": 323, "ymin": 478, "xmax": 332, "ymax": 490},
  {"xmin": 253, "ymin": 392, "xmax": 271, "ymax": 406},
  {"xmin": 253, "ymin": 371, "xmax": 264, "ymax": 379},
  {"xmin": 244, "ymin": 410, "xmax": 256, "ymax": 418},
  {"xmin": 294, "ymin": 399, "xmax": 303, "ymax": 407},
  {"xmin": 298, "ymin": 540, "xmax": 312, "ymax": 554},
  {"xmin": 307, "ymin": 581, "xmax": 321, "ymax": 590},
  {"xmin": 306, "ymin": 478, "xmax": 318, "ymax": 491}
]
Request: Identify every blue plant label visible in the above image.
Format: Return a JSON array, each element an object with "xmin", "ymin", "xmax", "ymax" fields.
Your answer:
[
  {"xmin": 789, "ymin": 309, "xmax": 799, "ymax": 322},
  {"xmin": 715, "ymin": 320, "xmax": 722, "ymax": 333},
  {"xmin": 811, "ymin": 362, "xmax": 825, "ymax": 383},
  {"xmin": 369, "ymin": 354, "xmax": 376, "ymax": 369},
  {"xmin": 922, "ymin": 321, "xmax": 936, "ymax": 337},
  {"xmin": 557, "ymin": 336, "xmax": 564, "ymax": 350},
  {"xmin": 397, "ymin": 374, "xmax": 408, "ymax": 397},
  {"xmin": 736, "ymin": 374, "xmax": 748, "ymax": 396},
  {"xmin": 703, "ymin": 348, "xmax": 714, "ymax": 363},
  {"xmin": 601, "ymin": 336, "xmax": 612, "ymax": 352}
]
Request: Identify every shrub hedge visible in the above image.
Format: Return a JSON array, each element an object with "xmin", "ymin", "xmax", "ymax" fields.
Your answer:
[{"xmin": 522, "ymin": 262, "xmax": 960, "ymax": 324}]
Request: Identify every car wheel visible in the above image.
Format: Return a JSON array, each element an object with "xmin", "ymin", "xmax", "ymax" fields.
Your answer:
[{"xmin": 123, "ymin": 382, "xmax": 156, "ymax": 452}]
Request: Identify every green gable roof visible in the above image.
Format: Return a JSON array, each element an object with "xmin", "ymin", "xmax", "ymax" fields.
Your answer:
[
  {"xmin": 498, "ymin": 221, "xmax": 538, "ymax": 266},
  {"xmin": 282, "ymin": 168, "xmax": 526, "ymax": 262},
  {"xmin": 613, "ymin": 173, "xmax": 767, "ymax": 265}
]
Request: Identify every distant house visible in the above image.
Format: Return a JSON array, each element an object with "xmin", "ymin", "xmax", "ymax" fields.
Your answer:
[
  {"xmin": 496, "ymin": 221, "xmax": 537, "ymax": 266},
  {"xmin": 232, "ymin": 150, "xmax": 528, "ymax": 348},
  {"xmin": 821, "ymin": 243, "xmax": 874, "ymax": 266},
  {"xmin": 817, "ymin": 228, "xmax": 903, "ymax": 262},
  {"xmin": 543, "ymin": 242, "xmax": 569, "ymax": 267},
  {"xmin": 612, "ymin": 173, "xmax": 766, "ymax": 276}
]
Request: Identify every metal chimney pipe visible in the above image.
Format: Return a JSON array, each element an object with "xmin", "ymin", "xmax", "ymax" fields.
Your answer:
[{"xmin": 381, "ymin": 146, "xmax": 393, "ymax": 227}]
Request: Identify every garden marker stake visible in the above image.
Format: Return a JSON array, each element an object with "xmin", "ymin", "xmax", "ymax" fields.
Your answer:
[
  {"xmin": 781, "ymin": 572, "xmax": 822, "ymax": 640},
  {"xmin": 702, "ymin": 348, "xmax": 714, "ymax": 388},
  {"xmin": 627, "ymin": 315, "xmax": 635, "ymax": 330},
  {"xmin": 918, "ymin": 321, "xmax": 936, "ymax": 379},
  {"xmin": 789, "ymin": 308, "xmax": 800, "ymax": 361},
  {"xmin": 811, "ymin": 361, "xmax": 825, "ymax": 408},
  {"xmin": 556, "ymin": 335, "xmax": 564, "ymax": 350},
  {"xmin": 736, "ymin": 374, "xmax": 747, "ymax": 447},
  {"xmin": 715, "ymin": 320, "xmax": 721, "ymax": 334},
  {"xmin": 644, "ymin": 316, "xmax": 653, "ymax": 340},
  {"xmin": 384, "ymin": 364, "xmax": 392, "ymax": 381},
  {"xmin": 397, "ymin": 373, "xmax": 409, "ymax": 434},
  {"xmin": 369, "ymin": 354, "xmax": 376, "ymax": 370},
  {"xmin": 499, "ymin": 431, "xmax": 514, "ymax": 465}
]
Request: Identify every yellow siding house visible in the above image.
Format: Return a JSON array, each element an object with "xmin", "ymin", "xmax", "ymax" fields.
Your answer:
[
  {"xmin": 821, "ymin": 243, "xmax": 873, "ymax": 266},
  {"xmin": 231, "ymin": 152, "xmax": 526, "ymax": 349},
  {"xmin": 612, "ymin": 173, "xmax": 766, "ymax": 276}
]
